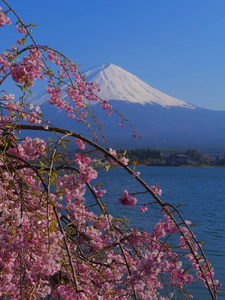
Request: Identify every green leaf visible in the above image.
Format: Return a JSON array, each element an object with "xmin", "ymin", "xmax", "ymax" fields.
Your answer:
[
  {"xmin": 11, "ymin": 227, "xmax": 16, "ymax": 235},
  {"xmin": 39, "ymin": 161, "xmax": 46, "ymax": 167},
  {"xmin": 105, "ymin": 165, "xmax": 110, "ymax": 172},
  {"xmin": 62, "ymin": 143, "xmax": 67, "ymax": 149}
]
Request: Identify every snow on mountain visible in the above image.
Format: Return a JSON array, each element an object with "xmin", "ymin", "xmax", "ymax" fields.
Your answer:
[{"xmin": 85, "ymin": 64, "xmax": 194, "ymax": 109}]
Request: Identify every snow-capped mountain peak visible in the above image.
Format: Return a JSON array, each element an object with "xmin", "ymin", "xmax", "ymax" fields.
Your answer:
[{"xmin": 85, "ymin": 64, "xmax": 194, "ymax": 109}]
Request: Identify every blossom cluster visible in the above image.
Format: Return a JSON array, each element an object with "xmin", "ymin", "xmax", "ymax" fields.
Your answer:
[
  {"xmin": 0, "ymin": 136, "xmax": 221, "ymax": 299},
  {"xmin": 75, "ymin": 138, "xmax": 86, "ymax": 150},
  {"xmin": 75, "ymin": 154, "xmax": 98, "ymax": 183},
  {"xmin": 0, "ymin": 167, "xmax": 63, "ymax": 298},
  {"xmin": 10, "ymin": 49, "xmax": 43, "ymax": 87},
  {"xmin": 118, "ymin": 190, "xmax": 138, "ymax": 206},
  {"xmin": 0, "ymin": 7, "xmax": 11, "ymax": 27},
  {"xmin": 109, "ymin": 148, "xmax": 129, "ymax": 167},
  {"xmin": 16, "ymin": 25, "xmax": 27, "ymax": 35},
  {"xmin": 150, "ymin": 185, "xmax": 163, "ymax": 196},
  {"xmin": 0, "ymin": 93, "xmax": 43, "ymax": 126},
  {"xmin": 66, "ymin": 86, "xmax": 86, "ymax": 110},
  {"xmin": 0, "ymin": 52, "xmax": 11, "ymax": 76},
  {"xmin": 9, "ymin": 136, "xmax": 46, "ymax": 160},
  {"xmin": 99, "ymin": 99, "xmax": 112, "ymax": 115}
]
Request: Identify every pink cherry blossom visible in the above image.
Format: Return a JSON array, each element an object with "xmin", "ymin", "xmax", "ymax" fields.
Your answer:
[
  {"xmin": 0, "ymin": 9, "xmax": 11, "ymax": 27},
  {"xmin": 16, "ymin": 25, "xmax": 27, "ymax": 35},
  {"xmin": 9, "ymin": 137, "xmax": 46, "ymax": 160},
  {"xmin": 109, "ymin": 148, "xmax": 129, "ymax": 167},
  {"xmin": 132, "ymin": 171, "xmax": 140, "ymax": 177},
  {"xmin": 150, "ymin": 185, "xmax": 163, "ymax": 196},
  {"xmin": 139, "ymin": 206, "xmax": 148, "ymax": 212},
  {"xmin": 93, "ymin": 186, "xmax": 106, "ymax": 197},
  {"xmin": 75, "ymin": 138, "xmax": 86, "ymax": 150},
  {"xmin": 17, "ymin": 38, "xmax": 24, "ymax": 45},
  {"xmin": 118, "ymin": 190, "xmax": 137, "ymax": 206}
]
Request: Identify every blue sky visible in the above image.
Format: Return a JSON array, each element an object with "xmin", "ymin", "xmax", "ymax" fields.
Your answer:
[{"xmin": 1, "ymin": 0, "xmax": 225, "ymax": 110}]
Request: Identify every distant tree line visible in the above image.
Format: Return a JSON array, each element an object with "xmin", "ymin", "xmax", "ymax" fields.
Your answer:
[
  {"xmin": 62, "ymin": 147, "xmax": 225, "ymax": 167},
  {"xmin": 184, "ymin": 150, "xmax": 209, "ymax": 164},
  {"xmin": 118, "ymin": 148, "xmax": 161, "ymax": 164}
]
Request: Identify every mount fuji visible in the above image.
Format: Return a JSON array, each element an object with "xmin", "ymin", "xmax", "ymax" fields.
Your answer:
[
  {"xmin": 85, "ymin": 64, "xmax": 194, "ymax": 109},
  {"xmin": 32, "ymin": 64, "xmax": 225, "ymax": 150}
]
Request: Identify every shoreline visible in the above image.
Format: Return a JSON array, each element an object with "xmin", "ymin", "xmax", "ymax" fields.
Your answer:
[{"xmin": 139, "ymin": 164, "xmax": 225, "ymax": 168}]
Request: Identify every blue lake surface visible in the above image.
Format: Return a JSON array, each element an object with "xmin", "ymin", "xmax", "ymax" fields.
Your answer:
[{"xmin": 91, "ymin": 166, "xmax": 225, "ymax": 299}]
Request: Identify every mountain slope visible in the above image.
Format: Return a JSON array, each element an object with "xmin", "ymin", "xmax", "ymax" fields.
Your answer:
[
  {"xmin": 96, "ymin": 101, "xmax": 225, "ymax": 150},
  {"xmin": 31, "ymin": 64, "xmax": 225, "ymax": 150}
]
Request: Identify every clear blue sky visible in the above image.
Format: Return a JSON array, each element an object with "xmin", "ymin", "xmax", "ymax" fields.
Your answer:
[{"xmin": 1, "ymin": 0, "xmax": 225, "ymax": 110}]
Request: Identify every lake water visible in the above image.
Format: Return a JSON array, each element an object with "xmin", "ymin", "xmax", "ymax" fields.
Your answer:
[{"xmin": 92, "ymin": 166, "xmax": 225, "ymax": 299}]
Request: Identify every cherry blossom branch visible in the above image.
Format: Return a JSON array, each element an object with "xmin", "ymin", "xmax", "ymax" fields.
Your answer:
[{"xmin": 16, "ymin": 123, "xmax": 218, "ymax": 298}]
